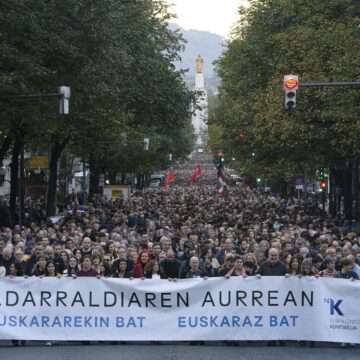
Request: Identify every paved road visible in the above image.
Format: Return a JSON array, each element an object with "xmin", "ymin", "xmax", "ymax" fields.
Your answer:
[{"xmin": 1, "ymin": 341, "xmax": 359, "ymax": 360}]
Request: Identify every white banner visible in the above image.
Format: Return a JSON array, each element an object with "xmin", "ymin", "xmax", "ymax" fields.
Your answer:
[{"xmin": 0, "ymin": 277, "xmax": 359, "ymax": 342}]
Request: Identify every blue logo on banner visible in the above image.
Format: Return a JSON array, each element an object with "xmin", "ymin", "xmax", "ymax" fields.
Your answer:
[{"xmin": 324, "ymin": 298, "xmax": 344, "ymax": 316}]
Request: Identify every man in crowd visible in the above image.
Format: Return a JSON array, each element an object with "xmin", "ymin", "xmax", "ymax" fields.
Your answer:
[{"xmin": 160, "ymin": 250, "xmax": 182, "ymax": 280}]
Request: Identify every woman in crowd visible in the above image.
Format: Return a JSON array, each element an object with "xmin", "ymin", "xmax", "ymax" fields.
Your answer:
[
  {"xmin": 201, "ymin": 246, "xmax": 220, "ymax": 270},
  {"xmin": 32, "ymin": 254, "xmax": 48, "ymax": 276},
  {"xmin": 112, "ymin": 259, "xmax": 132, "ymax": 279},
  {"xmin": 45, "ymin": 260, "xmax": 60, "ymax": 278},
  {"xmin": 44, "ymin": 260, "xmax": 59, "ymax": 346},
  {"xmin": 73, "ymin": 248, "xmax": 83, "ymax": 266},
  {"xmin": 244, "ymin": 253, "xmax": 259, "ymax": 272},
  {"xmin": 99, "ymin": 261, "xmax": 112, "ymax": 277},
  {"xmin": 104, "ymin": 240, "xmax": 118, "ymax": 260},
  {"xmin": 133, "ymin": 250, "xmax": 150, "ymax": 278},
  {"xmin": 9, "ymin": 262, "xmax": 24, "ymax": 277},
  {"xmin": 318, "ymin": 256, "xmax": 337, "ymax": 278},
  {"xmin": 62, "ymin": 256, "xmax": 79, "ymax": 277},
  {"xmin": 217, "ymin": 254, "xmax": 234, "ymax": 276},
  {"xmin": 144, "ymin": 260, "xmax": 163, "ymax": 279},
  {"xmin": 60, "ymin": 250, "xmax": 70, "ymax": 269},
  {"xmin": 92, "ymin": 252, "xmax": 102, "ymax": 274},
  {"xmin": 299, "ymin": 258, "xmax": 315, "ymax": 277},
  {"xmin": 288, "ymin": 255, "xmax": 303, "ymax": 276},
  {"xmin": 201, "ymin": 246, "xmax": 219, "ymax": 277}
]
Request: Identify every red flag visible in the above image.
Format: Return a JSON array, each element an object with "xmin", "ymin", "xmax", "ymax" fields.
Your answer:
[
  {"xmin": 194, "ymin": 165, "xmax": 202, "ymax": 179},
  {"xmin": 164, "ymin": 170, "xmax": 175, "ymax": 188},
  {"xmin": 188, "ymin": 165, "xmax": 202, "ymax": 185}
]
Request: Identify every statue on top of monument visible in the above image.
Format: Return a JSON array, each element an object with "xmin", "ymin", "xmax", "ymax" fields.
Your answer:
[{"xmin": 195, "ymin": 55, "xmax": 204, "ymax": 74}]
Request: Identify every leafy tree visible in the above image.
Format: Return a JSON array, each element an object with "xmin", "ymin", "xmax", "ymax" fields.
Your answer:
[
  {"xmin": 212, "ymin": 0, "xmax": 360, "ymax": 216},
  {"xmin": 0, "ymin": 0, "xmax": 195, "ymax": 220}
]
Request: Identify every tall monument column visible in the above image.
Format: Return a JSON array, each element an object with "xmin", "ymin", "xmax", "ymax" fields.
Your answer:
[{"xmin": 192, "ymin": 55, "xmax": 208, "ymax": 148}]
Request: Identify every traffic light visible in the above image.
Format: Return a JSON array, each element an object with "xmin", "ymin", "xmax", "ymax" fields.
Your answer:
[
  {"xmin": 284, "ymin": 75, "xmax": 299, "ymax": 110},
  {"xmin": 320, "ymin": 179, "xmax": 327, "ymax": 192}
]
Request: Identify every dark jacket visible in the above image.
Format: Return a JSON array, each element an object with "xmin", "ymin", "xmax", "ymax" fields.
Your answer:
[
  {"xmin": 256, "ymin": 260, "xmax": 287, "ymax": 276},
  {"xmin": 160, "ymin": 259, "xmax": 182, "ymax": 279}
]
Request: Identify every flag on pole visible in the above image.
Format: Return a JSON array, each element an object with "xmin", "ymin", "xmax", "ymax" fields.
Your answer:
[
  {"xmin": 216, "ymin": 163, "xmax": 228, "ymax": 197},
  {"xmin": 188, "ymin": 165, "xmax": 202, "ymax": 185},
  {"xmin": 164, "ymin": 170, "xmax": 175, "ymax": 188}
]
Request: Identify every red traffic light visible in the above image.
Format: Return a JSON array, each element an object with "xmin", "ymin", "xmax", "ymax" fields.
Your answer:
[
  {"xmin": 285, "ymin": 79, "xmax": 299, "ymax": 90},
  {"xmin": 284, "ymin": 75, "xmax": 299, "ymax": 90},
  {"xmin": 320, "ymin": 181, "xmax": 327, "ymax": 189}
]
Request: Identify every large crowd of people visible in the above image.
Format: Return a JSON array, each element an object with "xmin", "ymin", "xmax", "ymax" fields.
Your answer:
[{"xmin": 0, "ymin": 152, "xmax": 359, "ymax": 346}]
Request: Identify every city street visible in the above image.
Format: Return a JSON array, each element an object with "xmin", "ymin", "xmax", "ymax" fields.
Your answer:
[{"xmin": 1, "ymin": 0, "xmax": 360, "ymax": 358}]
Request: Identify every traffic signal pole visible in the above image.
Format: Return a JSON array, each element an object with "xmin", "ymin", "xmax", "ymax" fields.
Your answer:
[
  {"xmin": 284, "ymin": 76, "xmax": 360, "ymax": 217},
  {"xmin": 0, "ymin": 86, "xmax": 71, "ymax": 114},
  {"xmin": 299, "ymin": 81, "xmax": 360, "ymax": 88},
  {"xmin": 284, "ymin": 76, "xmax": 360, "ymax": 110}
]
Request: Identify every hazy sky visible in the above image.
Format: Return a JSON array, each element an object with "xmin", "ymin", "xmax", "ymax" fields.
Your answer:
[{"xmin": 165, "ymin": 0, "xmax": 246, "ymax": 38}]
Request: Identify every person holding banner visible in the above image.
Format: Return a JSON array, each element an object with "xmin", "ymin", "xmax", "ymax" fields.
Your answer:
[
  {"xmin": 160, "ymin": 250, "xmax": 182, "ymax": 280},
  {"xmin": 256, "ymin": 248, "xmax": 287, "ymax": 277},
  {"xmin": 336, "ymin": 258, "xmax": 359, "ymax": 280},
  {"xmin": 243, "ymin": 260, "xmax": 255, "ymax": 276},
  {"xmin": 318, "ymin": 256, "xmax": 337, "ymax": 278},
  {"xmin": 183, "ymin": 256, "xmax": 207, "ymax": 279},
  {"xmin": 62, "ymin": 256, "xmax": 79, "ymax": 277},
  {"xmin": 75, "ymin": 255, "xmax": 99, "ymax": 277},
  {"xmin": 9, "ymin": 262, "xmax": 26, "ymax": 347},
  {"xmin": 256, "ymin": 248, "xmax": 287, "ymax": 347},
  {"xmin": 288, "ymin": 255, "xmax": 303, "ymax": 276},
  {"xmin": 112, "ymin": 259, "xmax": 133, "ymax": 278},
  {"xmin": 225, "ymin": 256, "xmax": 246, "ymax": 278},
  {"xmin": 44, "ymin": 260, "xmax": 61, "ymax": 346},
  {"xmin": 45, "ymin": 260, "xmax": 61, "ymax": 278},
  {"xmin": 133, "ymin": 250, "xmax": 150, "ymax": 278},
  {"xmin": 31, "ymin": 254, "xmax": 48, "ymax": 276},
  {"xmin": 299, "ymin": 258, "xmax": 316, "ymax": 277},
  {"xmin": 144, "ymin": 260, "xmax": 164, "ymax": 279},
  {"xmin": 99, "ymin": 261, "xmax": 112, "ymax": 277},
  {"xmin": 217, "ymin": 254, "xmax": 235, "ymax": 276}
]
